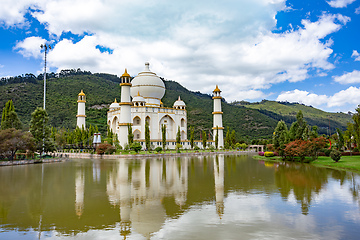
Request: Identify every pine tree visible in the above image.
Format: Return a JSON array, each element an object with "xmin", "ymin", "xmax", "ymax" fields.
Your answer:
[
  {"xmin": 224, "ymin": 127, "xmax": 230, "ymax": 149},
  {"xmin": 145, "ymin": 120, "xmax": 150, "ymax": 150},
  {"xmin": 202, "ymin": 130, "xmax": 207, "ymax": 149},
  {"xmin": 1, "ymin": 100, "xmax": 22, "ymax": 130},
  {"xmin": 29, "ymin": 107, "xmax": 55, "ymax": 153},
  {"xmin": 162, "ymin": 124, "xmax": 166, "ymax": 150},
  {"xmin": 127, "ymin": 124, "xmax": 133, "ymax": 145},
  {"xmin": 215, "ymin": 126, "xmax": 219, "ymax": 149},
  {"xmin": 190, "ymin": 126, "xmax": 194, "ymax": 149},
  {"xmin": 273, "ymin": 120, "xmax": 289, "ymax": 157},
  {"xmin": 176, "ymin": 126, "xmax": 181, "ymax": 145}
]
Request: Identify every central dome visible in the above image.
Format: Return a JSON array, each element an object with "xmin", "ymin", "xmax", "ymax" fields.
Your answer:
[{"xmin": 130, "ymin": 63, "xmax": 165, "ymax": 106}]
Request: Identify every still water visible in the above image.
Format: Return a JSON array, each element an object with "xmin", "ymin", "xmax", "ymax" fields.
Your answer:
[{"xmin": 0, "ymin": 154, "xmax": 360, "ymax": 240}]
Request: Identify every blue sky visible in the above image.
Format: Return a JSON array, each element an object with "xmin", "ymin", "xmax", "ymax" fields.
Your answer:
[{"xmin": 1, "ymin": 0, "xmax": 360, "ymax": 113}]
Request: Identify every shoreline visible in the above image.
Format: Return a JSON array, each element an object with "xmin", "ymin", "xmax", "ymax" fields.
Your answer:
[
  {"xmin": 0, "ymin": 151, "xmax": 256, "ymax": 167},
  {"xmin": 61, "ymin": 150, "xmax": 256, "ymax": 159}
]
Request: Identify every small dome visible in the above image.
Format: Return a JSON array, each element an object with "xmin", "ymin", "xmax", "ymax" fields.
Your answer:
[
  {"xmin": 109, "ymin": 99, "xmax": 120, "ymax": 109},
  {"xmin": 78, "ymin": 89, "xmax": 85, "ymax": 96},
  {"xmin": 173, "ymin": 96, "xmax": 186, "ymax": 107},
  {"xmin": 121, "ymin": 68, "xmax": 130, "ymax": 77},
  {"xmin": 213, "ymin": 85, "xmax": 221, "ymax": 93},
  {"xmin": 130, "ymin": 63, "xmax": 165, "ymax": 104},
  {"xmin": 132, "ymin": 92, "xmax": 146, "ymax": 103}
]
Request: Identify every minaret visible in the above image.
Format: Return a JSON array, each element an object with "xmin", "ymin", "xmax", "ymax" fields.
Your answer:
[
  {"xmin": 119, "ymin": 69, "xmax": 132, "ymax": 148},
  {"xmin": 212, "ymin": 85, "xmax": 224, "ymax": 148},
  {"xmin": 76, "ymin": 90, "xmax": 86, "ymax": 128}
]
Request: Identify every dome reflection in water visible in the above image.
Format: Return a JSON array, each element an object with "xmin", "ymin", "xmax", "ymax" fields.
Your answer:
[{"xmin": 0, "ymin": 154, "xmax": 360, "ymax": 239}]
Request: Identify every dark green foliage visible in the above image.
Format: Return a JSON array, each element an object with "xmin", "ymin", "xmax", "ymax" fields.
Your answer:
[
  {"xmin": 215, "ymin": 126, "xmax": 219, "ymax": 149},
  {"xmin": 29, "ymin": 107, "xmax": 55, "ymax": 153},
  {"xmin": 202, "ymin": 130, "xmax": 207, "ymax": 149},
  {"xmin": 162, "ymin": 124, "xmax": 166, "ymax": 149},
  {"xmin": 127, "ymin": 124, "xmax": 133, "ymax": 146},
  {"xmin": 336, "ymin": 128, "xmax": 344, "ymax": 151},
  {"xmin": 273, "ymin": 120, "xmax": 289, "ymax": 157},
  {"xmin": 155, "ymin": 146, "xmax": 162, "ymax": 153},
  {"xmin": 330, "ymin": 150, "xmax": 342, "ymax": 162},
  {"xmin": 176, "ymin": 126, "xmax": 181, "ymax": 145},
  {"xmin": 194, "ymin": 146, "xmax": 200, "ymax": 151},
  {"xmin": 145, "ymin": 120, "xmax": 150, "ymax": 150},
  {"xmin": 224, "ymin": 127, "xmax": 230, "ymax": 149},
  {"xmin": 190, "ymin": 126, "xmax": 194, "ymax": 149},
  {"xmin": 131, "ymin": 142, "xmax": 142, "ymax": 153},
  {"xmin": 1, "ymin": 100, "xmax": 22, "ymax": 130}
]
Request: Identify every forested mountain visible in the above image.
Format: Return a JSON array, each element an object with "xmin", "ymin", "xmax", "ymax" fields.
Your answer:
[{"xmin": 0, "ymin": 70, "xmax": 352, "ymax": 140}]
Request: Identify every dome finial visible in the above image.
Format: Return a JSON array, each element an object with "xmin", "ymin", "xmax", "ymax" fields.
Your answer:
[
  {"xmin": 114, "ymin": 98, "xmax": 117, "ymax": 103},
  {"xmin": 121, "ymin": 68, "xmax": 130, "ymax": 77},
  {"xmin": 137, "ymin": 91, "xmax": 140, "ymax": 96},
  {"xmin": 178, "ymin": 96, "xmax": 181, "ymax": 101},
  {"xmin": 144, "ymin": 62, "xmax": 150, "ymax": 72},
  {"xmin": 78, "ymin": 89, "xmax": 85, "ymax": 96},
  {"xmin": 213, "ymin": 85, "xmax": 221, "ymax": 93}
]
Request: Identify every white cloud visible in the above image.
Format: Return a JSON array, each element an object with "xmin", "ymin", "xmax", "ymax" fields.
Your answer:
[
  {"xmin": 356, "ymin": 6, "xmax": 360, "ymax": 14},
  {"xmin": 0, "ymin": 1, "xmax": 351, "ymax": 103},
  {"xmin": 333, "ymin": 70, "xmax": 360, "ymax": 84},
  {"xmin": 276, "ymin": 86, "xmax": 360, "ymax": 111},
  {"xmin": 13, "ymin": 36, "xmax": 47, "ymax": 59},
  {"xmin": 351, "ymin": 50, "xmax": 360, "ymax": 61},
  {"xmin": 327, "ymin": 0, "xmax": 356, "ymax": 8},
  {"xmin": 276, "ymin": 89, "xmax": 329, "ymax": 107}
]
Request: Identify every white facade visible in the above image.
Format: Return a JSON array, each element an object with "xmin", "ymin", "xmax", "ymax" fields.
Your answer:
[
  {"xmin": 108, "ymin": 63, "xmax": 187, "ymax": 149},
  {"xmin": 76, "ymin": 90, "xmax": 86, "ymax": 128},
  {"xmin": 212, "ymin": 86, "xmax": 224, "ymax": 148}
]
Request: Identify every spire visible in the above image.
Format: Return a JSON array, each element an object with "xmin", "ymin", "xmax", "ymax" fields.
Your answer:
[
  {"xmin": 144, "ymin": 62, "xmax": 150, "ymax": 72},
  {"xmin": 114, "ymin": 98, "xmax": 117, "ymax": 103},
  {"xmin": 78, "ymin": 89, "xmax": 85, "ymax": 96},
  {"xmin": 213, "ymin": 85, "xmax": 221, "ymax": 93},
  {"xmin": 121, "ymin": 68, "xmax": 130, "ymax": 77},
  {"xmin": 178, "ymin": 96, "xmax": 181, "ymax": 101},
  {"xmin": 137, "ymin": 91, "xmax": 140, "ymax": 96}
]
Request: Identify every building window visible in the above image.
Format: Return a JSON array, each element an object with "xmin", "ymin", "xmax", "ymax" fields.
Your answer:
[{"xmin": 137, "ymin": 134, "xmax": 140, "ymax": 139}]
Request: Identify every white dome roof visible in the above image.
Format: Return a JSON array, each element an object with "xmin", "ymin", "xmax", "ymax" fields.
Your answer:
[
  {"xmin": 130, "ymin": 63, "xmax": 165, "ymax": 101},
  {"xmin": 109, "ymin": 99, "xmax": 120, "ymax": 109},
  {"xmin": 132, "ymin": 92, "xmax": 146, "ymax": 102},
  {"xmin": 173, "ymin": 96, "xmax": 186, "ymax": 107}
]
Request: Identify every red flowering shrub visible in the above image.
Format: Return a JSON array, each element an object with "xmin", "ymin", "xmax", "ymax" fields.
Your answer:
[{"xmin": 284, "ymin": 137, "xmax": 326, "ymax": 161}]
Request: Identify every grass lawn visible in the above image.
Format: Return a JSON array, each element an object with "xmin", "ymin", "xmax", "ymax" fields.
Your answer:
[
  {"xmin": 253, "ymin": 155, "xmax": 360, "ymax": 173},
  {"xmin": 312, "ymin": 155, "xmax": 360, "ymax": 173}
]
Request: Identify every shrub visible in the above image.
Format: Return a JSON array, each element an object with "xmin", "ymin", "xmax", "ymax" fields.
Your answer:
[
  {"xmin": 96, "ymin": 143, "xmax": 112, "ymax": 155},
  {"xmin": 330, "ymin": 150, "xmax": 341, "ymax": 162},
  {"xmin": 353, "ymin": 147, "xmax": 359, "ymax": 153},
  {"xmin": 273, "ymin": 152, "xmax": 279, "ymax": 156},
  {"xmin": 105, "ymin": 145, "xmax": 116, "ymax": 154},
  {"xmin": 209, "ymin": 145, "xmax": 215, "ymax": 152},
  {"xmin": 341, "ymin": 151, "xmax": 360, "ymax": 156},
  {"xmin": 130, "ymin": 142, "xmax": 142, "ymax": 153},
  {"xmin": 194, "ymin": 146, "xmax": 200, "ymax": 151},
  {"xmin": 324, "ymin": 148, "xmax": 332, "ymax": 157},
  {"xmin": 258, "ymin": 151, "xmax": 264, "ymax": 156},
  {"xmin": 155, "ymin": 147, "xmax": 162, "ymax": 153},
  {"xmin": 264, "ymin": 151, "xmax": 274, "ymax": 157}
]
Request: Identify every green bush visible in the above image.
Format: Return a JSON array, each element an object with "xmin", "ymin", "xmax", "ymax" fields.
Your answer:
[
  {"xmin": 194, "ymin": 146, "xmax": 200, "ymax": 151},
  {"xmin": 324, "ymin": 148, "xmax": 332, "ymax": 157},
  {"xmin": 353, "ymin": 147, "xmax": 359, "ymax": 153},
  {"xmin": 264, "ymin": 151, "xmax": 274, "ymax": 157},
  {"xmin": 130, "ymin": 142, "xmax": 142, "ymax": 153},
  {"xmin": 330, "ymin": 150, "xmax": 341, "ymax": 162},
  {"xmin": 155, "ymin": 147, "xmax": 162, "ymax": 153}
]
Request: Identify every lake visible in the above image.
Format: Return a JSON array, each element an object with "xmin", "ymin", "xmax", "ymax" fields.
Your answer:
[{"xmin": 0, "ymin": 154, "xmax": 360, "ymax": 240}]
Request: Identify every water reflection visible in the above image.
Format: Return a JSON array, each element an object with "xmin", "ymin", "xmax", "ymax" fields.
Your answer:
[{"xmin": 0, "ymin": 155, "xmax": 359, "ymax": 239}]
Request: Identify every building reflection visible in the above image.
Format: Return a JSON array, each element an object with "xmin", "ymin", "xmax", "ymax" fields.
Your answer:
[
  {"xmin": 214, "ymin": 155, "xmax": 224, "ymax": 218},
  {"xmin": 75, "ymin": 168, "xmax": 85, "ymax": 218}
]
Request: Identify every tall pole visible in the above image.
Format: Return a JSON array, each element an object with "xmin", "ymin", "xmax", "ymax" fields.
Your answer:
[
  {"xmin": 40, "ymin": 44, "xmax": 51, "ymax": 155},
  {"xmin": 40, "ymin": 44, "xmax": 51, "ymax": 110}
]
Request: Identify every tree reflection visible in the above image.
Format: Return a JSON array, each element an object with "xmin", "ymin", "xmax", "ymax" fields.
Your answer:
[{"xmin": 275, "ymin": 163, "xmax": 328, "ymax": 215}]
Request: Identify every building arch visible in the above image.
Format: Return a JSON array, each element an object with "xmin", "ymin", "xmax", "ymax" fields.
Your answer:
[
  {"xmin": 181, "ymin": 118, "xmax": 186, "ymax": 127},
  {"xmin": 133, "ymin": 129, "xmax": 141, "ymax": 140},
  {"xmin": 181, "ymin": 130, "xmax": 186, "ymax": 140},
  {"xmin": 159, "ymin": 115, "xmax": 175, "ymax": 140},
  {"xmin": 133, "ymin": 116, "xmax": 141, "ymax": 126},
  {"xmin": 145, "ymin": 116, "xmax": 150, "ymax": 125},
  {"xmin": 111, "ymin": 116, "xmax": 118, "ymax": 131}
]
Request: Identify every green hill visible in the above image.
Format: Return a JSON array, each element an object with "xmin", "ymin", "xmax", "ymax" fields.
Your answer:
[
  {"xmin": 0, "ymin": 72, "xmax": 353, "ymax": 141},
  {"xmin": 233, "ymin": 100, "xmax": 352, "ymax": 135}
]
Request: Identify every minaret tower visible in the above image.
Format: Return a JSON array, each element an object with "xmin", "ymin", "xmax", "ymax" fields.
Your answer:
[
  {"xmin": 118, "ymin": 69, "xmax": 132, "ymax": 148},
  {"xmin": 212, "ymin": 85, "xmax": 224, "ymax": 148},
  {"xmin": 76, "ymin": 90, "xmax": 86, "ymax": 128}
]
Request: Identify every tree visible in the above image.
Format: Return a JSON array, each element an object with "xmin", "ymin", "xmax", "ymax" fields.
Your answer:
[
  {"xmin": 230, "ymin": 130, "xmax": 236, "ymax": 148},
  {"xmin": 215, "ymin": 126, "xmax": 219, "ymax": 149},
  {"xmin": 336, "ymin": 128, "xmax": 344, "ymax": 151},
  {"xmin": 1, "ymin": 100, "xmax": 22, "ymax": 130},
  {"xmin": 162, "ymin": 124, "xmax": 166, "ymax": 150},
  {"xmin": 127, "ymin": 124, "xmax": 133, "ymax": 145},
  {"xmin": 29, "ymin": 107, "xmax": 55, "ymax": 153},
  {"xmin": 0, "ymin": 128, "xmax": 35, "ymax": 160},
  {"xmin": 176, "ymin": 126, "xmax": 181, "ymax": 145},
  {"xmin": 131, "ymin": 142, "xmax": 142, "ymax": 153},
  {"xmin": 273, "ymin": 120, "xmax": 289, "ymax": 157},
  {"xmin": 106, "ymin": 126, "xmax": 114, "ymax": 145},
  {"xmin": 283, "ymin": 137, "xmax": 326, "ymax": 162},
  {"xmin": 145, "ymin": 120, "xmax": 150, "ymax": 150},
  {"xmin": 190, "ymin": 126, "xmax": 194, "ymax": 149},
  {"xmin": 202, "ymin": 130, "xmax": 207, "ymax": 149},
  {"xmin": 352, "ymin": 106, "xmax": 360, "ymax": 148},
  {"xmin": 224, "ymin": 127, "xmax": 230, "ymax": 149},
  {"xmin": 289, "ymin": 111, "xmax": 307, "ymax": 141}
]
